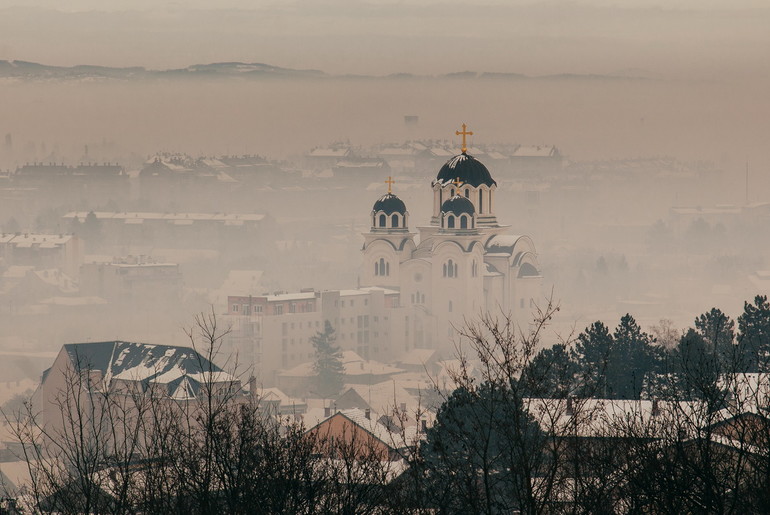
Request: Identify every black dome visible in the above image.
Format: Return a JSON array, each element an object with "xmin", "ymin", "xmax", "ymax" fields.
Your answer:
[
  {"xmin": 441, "ymin": 195, "xmax": 475, "ymax": 216},
  {"xmin": 435, "ymin": 153, "xmax": 496, "ymax": 188},
  {"xmin": 372, "ymin": 193, "xmax": 407, "ymax": 215}
]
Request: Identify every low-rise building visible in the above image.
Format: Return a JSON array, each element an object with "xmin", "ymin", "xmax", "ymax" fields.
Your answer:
[{"xmin": 223, "ymin": 287, "xmax": 416, "ymax": 385}]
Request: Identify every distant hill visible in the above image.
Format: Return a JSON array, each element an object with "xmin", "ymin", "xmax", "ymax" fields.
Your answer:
[{"xmin": 0, "ymin": 60, "xmax": 647, "ymax": 82}]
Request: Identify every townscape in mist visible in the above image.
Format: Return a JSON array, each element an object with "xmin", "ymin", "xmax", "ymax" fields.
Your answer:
[{"xmin": 1, "ymin": 1, "xmax": 770, "ymax": 513}]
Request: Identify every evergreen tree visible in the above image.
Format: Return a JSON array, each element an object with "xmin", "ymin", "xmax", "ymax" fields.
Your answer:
[
  {"xmin": 613, "ymin": 313, "xmax": 662, "ymax": 399},
  {"xmin": 574, "ymin": 321, "xmax": 613, "ymax": 397},
  {"xmin": 521, "ymin": 343, "xmax": 578, "ymax": 397},
  {"xmin": 575, "ymin": 316, "xmax": 663, "ymax": 399},
  {"xmin": 737, "ymin": 295, "xmax": 770, "ymax": 372},
  {"xmin": 311, "ymin": 320, "xmax": 344, "ymax": 398},
  {"xmin": 421, "ymin": 382, "xmax": 544, "ymax": 513},
  {"xmin": 695, "ymin": 307, "xmax": 736, "ymax": 366}
]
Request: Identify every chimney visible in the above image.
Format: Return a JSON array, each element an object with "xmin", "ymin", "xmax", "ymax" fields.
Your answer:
[
  {"xmin": 324, "ymin": 406, "xmax": 331, "ymax": 418},
  {"xmin": 566, "ymin": 397, "xmax": 574, "ymax": 416},
  {"xmin": 248, "ymin": 376, "xmax": 257, "ymax": 398},
  {"xmin": 365, "ymin": 408, "xmax": 371, "ymax": 420}
]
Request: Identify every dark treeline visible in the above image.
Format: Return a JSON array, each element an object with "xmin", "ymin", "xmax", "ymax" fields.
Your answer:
[{"xmin": 6, "ymin": 298, "xmax": 770, "ymax": 514}]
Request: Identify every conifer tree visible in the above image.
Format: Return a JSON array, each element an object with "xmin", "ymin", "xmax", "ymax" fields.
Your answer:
[{"xmin": 312, "ymin": 320, "xmax": 344, "ymax": 398}]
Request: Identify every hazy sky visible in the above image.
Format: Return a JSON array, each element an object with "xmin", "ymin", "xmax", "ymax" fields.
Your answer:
[{"xmin": 1, "ymin": 0, "xmax": 769, "ymax": 79}]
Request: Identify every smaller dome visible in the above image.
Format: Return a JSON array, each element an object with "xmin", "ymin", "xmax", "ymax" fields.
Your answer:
[
  {"xmin": 372, "ymin": 193, "xmax": 407, "ymax": 215},
  {"xmin": 441, "ymin": 195, "xmax": 475, "ymax": 216}
]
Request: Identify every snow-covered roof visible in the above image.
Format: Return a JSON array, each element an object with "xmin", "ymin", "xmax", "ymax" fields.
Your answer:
[
  {"xmin": 307, "ymin": 148, "xmax": 350, "ymax": 158},
  {"xmin": 56, "ymin": 341, "xmax": 236, "ymax": 400},
  {"xmin": 341, "ymin": 381, "xmax": 420, "ymax": 417},
  {"xmin": 279, "ymin": 351, "xmax": 404, "ymax": 378},
  {"xmin": 305, "ymin": 407, "xmax": 410, "ymax": 450},
  {"xmin": 525, "ymin": 397, "xmax": 703, "ymax": 438},
  {"xmin": 485, "ymin": 234, "xmax": 526, "ymax": 255},
  {"xmin": 0, "ymin": 233, "xmax": 73, "ymax": 247},
  {"xmin": 62, "ymin": 212, "xmax": 266, "ymax": 223},
  {"xmin": 512, "ymin": 145, "xmax": 559, "ymax": 157}
]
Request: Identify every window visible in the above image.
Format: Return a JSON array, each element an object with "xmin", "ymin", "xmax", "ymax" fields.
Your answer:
[
  {"xmin": 282, "ymin": 323, "xmax": 287, "ymax": 335},
  {"xmin": 472, "ymin": 260, "xmax": 478, "ymax": 277},
  {"xmin": 243, "ymin": 305, "xmax": 250, "ymax": 315},
  {"xmin": 443, "ymin": 259, "xmax": 457, "ymax": 278},
  {"xmin": 479, "ymin": 190, "xmax": 484, "ymax": 213},
  {"xmin": 379, "ymin": 213, "xmax": 386, "ymax": 227},
  {"xmin": 449, "ymin": 300, "xmax": 453, "ymax": 312},
  {"xmin": 289, "ymin": 303, "xmax": 296, "ymax": 313},
  {"xmin": 391, "ymin": 213, "xmax": 399, "ymax": 227},
  {"xmin": 232, "ymin": 304, "xmax": 239, "ymax": 313},
  {"xmin": 460, "ymin": 215, "xmax": 468, "ymax": 229},
  {"xmin": 464, "ymin": 188, "xmax": 470, "ymax": 198},
  {"xmin": 447, "ymin": 215, "xmax": 455, "ymax": 229},
  {"xmin": 375, "ymin": 257, "xmax": 389, "ymax": 276},
  {"xmin": 275, "ymin": 305, "xmax": 283, "ymax": 315},
  {"xmin": 255, "ymin": 305, "xmax": 263, "ymax": 313}
]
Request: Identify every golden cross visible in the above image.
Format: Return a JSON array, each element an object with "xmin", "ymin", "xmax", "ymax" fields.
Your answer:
[
  {"xmin": 453, "ymin": 177, "xmax": 464, "ymax": 189},
  {"xmin": 385, "ymin": 176, "xmax": 395, "ymax": 193},
  {"xmin": 455, "ymin": 123, "xmax": 474, "ymax": 153}
]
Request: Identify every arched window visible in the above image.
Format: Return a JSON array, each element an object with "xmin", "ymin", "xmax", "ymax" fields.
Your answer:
[
  {"xmin": 448, "ymin": 300, "xmax": 453, "ymax": 312},
  {"xmin": 445, "ymin": 259, "xmax": 456, "ymax": 278},
  {"xmin": 374, "ymin": 262, "xmax": 379, "ymax": 276},
  {"xmin": 447, "ymin": 215, "xmax": 455, "ymax": 229},
  {"xmin": 479, "ymin": 190, "xmax": 484, "ymax": 213},
  {"xmin": 464, "ymin": 188, "xmax": 470, "ymax": 198},
  {"xmin": 460, "ymin": 215, "xmax": 468, "ymax": 229},
  {"xmin": 386, "ymin": 262, "xmax": 390, "ymax": 276},
  {"xmin": 472, "ymin": 260, "xmax": 478, "ymax": 277},
  {"xmin": 378, "ymin": 214, "xmax": 386, "ymax": 227},
  {"xmin": 378, "ymin": 258, "xmax": 386, "ymax": 276},
  {"xmin": 391, "ymin": 213, "xmax": 399, "ymax": 228}
]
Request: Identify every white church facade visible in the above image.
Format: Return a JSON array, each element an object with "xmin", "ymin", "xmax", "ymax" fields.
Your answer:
[
  {"xmin": 360, "ymin": 125, "xmax": 542, "ymax": 349},
  {"xmin": 225, "ymin": 125, "xmax": 542, "ymax": 381}
]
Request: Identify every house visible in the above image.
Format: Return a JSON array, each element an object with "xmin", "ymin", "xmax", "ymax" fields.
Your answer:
[
  {"xmin": 305, "ymin": 408, "xmax": 411, "ymax": 461},
  {"xmin": 35, "ymin": 341, "xmax": 241, "ymax": 438}
]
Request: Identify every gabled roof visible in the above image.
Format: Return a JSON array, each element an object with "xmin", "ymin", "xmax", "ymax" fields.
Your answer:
[
  {"xmin": 58, "ymin": 341, "xmax": 235, "ymax": 398},
  {"xmin": 306, "ymin": 408, "xmax": 409, "ymax": 451}
]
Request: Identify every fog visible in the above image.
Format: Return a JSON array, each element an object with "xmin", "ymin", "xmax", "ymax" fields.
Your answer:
[{"xmin": 1, "ymin": 0, "xmax": 769, "ymax": 397}]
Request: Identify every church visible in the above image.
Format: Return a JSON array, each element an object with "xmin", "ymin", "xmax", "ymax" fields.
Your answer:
[{"xmin": 360, "ymin": 124, "xmax": 542, "ymax": 349}]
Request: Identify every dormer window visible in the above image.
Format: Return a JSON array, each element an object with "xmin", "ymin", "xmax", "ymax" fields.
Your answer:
[{"xmin": 379, "ymin": 214, "xmax": 387, "ymax": 227}]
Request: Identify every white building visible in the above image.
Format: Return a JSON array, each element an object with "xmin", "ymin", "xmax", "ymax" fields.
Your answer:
[
  {"xmin": 225, "ymin": 129, "xmax": 543, "ymax": 384},
  {"xmin": 361, "ymin": 141, "xmax": 542, "ymax": 351}
]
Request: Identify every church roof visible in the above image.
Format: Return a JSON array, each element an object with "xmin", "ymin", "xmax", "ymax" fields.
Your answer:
[
  {"xmin": 441, "ymin": 195, "xmax": 475, "ymax": 216},
  {"xmin": 372, "ymin": 192, "xmax": 407, "ymax": 215},
  {"xmin": 435, "ymin": 153, "xmax": 496, "ymax": 188}
]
